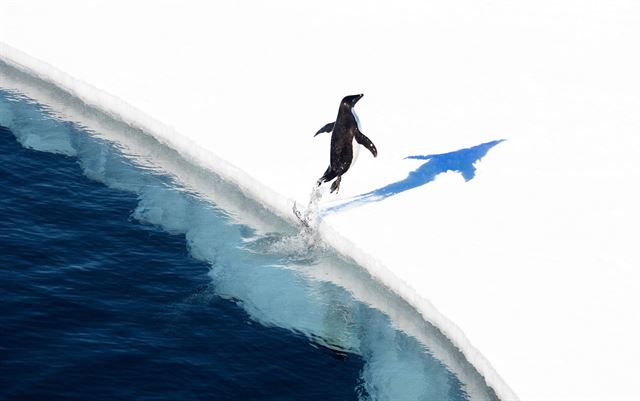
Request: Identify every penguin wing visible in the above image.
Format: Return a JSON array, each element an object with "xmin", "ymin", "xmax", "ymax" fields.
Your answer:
[
  {"xmin": 314, "ymin": 122, "xmax": 335, "ymax": 137},
  {"xmin": 355, "ymin": 131, "xmax": 378, "ymax": 157}
]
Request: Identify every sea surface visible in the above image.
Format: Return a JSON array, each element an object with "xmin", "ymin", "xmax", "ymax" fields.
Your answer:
[{"xmin": 0, "ymin": 87, "xmax": 493, "ymax": 401}]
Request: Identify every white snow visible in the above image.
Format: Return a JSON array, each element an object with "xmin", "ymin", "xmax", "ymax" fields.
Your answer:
[{"xmin": 2, "ymin": 1, "xmax": 640, "ymax": 400}]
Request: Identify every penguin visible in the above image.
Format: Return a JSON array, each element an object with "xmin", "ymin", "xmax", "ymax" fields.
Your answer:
[{"xmin": 314, "ymin": 94, "xmax": 377, "ymax": 194}]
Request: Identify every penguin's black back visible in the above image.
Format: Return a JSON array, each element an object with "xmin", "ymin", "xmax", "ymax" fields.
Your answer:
[{"xmin": 329, "ymin": 104, "xmax": 359, "ymax": 175}]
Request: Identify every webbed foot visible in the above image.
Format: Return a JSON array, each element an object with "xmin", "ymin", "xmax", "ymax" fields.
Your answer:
[{"xmin": 329, "ymin": 176, "xmax": 342, "ymax": 194}]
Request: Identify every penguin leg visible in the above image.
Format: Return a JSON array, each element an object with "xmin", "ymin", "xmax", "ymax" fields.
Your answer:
[
  {"xmin": 329, "ymin": 176, "xmax": 342, "ymax": 194},
  {"xmin": 317, "ymin": 166, "xmax": 338, "ymax": 186}
]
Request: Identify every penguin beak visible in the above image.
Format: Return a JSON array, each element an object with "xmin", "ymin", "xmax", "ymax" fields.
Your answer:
[{"xmin": 354, "ymin": 93, "xmax": 364, "ymax": 104}]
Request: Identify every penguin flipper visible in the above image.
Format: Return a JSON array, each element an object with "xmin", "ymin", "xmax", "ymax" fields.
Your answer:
[
  {"xmin": 314, "ymin": 122, "xmax": 335, "ymax": 137},
  {"xmin": 355, "ymin": 131, "xmax": 378, "ymax": 157}
]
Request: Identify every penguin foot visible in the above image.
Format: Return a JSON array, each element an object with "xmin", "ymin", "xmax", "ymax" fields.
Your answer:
[{"xmin": 330, "ymin": 176, "xmax": 342, "ymax": 194}]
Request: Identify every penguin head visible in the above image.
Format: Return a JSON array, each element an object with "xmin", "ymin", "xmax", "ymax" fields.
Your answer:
[{"xmin": 341, "ymin": 94, "xmax": 363, "ymax": 108}]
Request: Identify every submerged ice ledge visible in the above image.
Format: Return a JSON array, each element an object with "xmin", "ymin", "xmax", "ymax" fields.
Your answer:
[{"xmin": 0, "ymin": 42, "xmax": 516, "ymax": 401}]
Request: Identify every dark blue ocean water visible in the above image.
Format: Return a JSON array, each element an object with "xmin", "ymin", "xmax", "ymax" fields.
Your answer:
[
  {"xmin": 0, "ymin": 86, "xmax": 496, "ymax": 401},
  {"xmin": 0, "ymin": 123, "xmax": 368, "ymax": 400}
]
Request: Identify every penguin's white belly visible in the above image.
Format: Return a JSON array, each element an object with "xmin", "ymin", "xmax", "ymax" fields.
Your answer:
[
  {"xmin": 350, "ymin": 108, "xmax": 361, "ymax": 168},
  {"xmin": 351, "ymin": 140, "xmax": 361, "ymax": 167}
]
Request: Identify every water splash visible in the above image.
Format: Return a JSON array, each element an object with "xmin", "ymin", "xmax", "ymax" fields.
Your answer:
[{"xmin": 294, "ymin": 183, "xmax": 326, "ymax": 229}]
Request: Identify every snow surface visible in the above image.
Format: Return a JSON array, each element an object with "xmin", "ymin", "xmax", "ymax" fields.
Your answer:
[{"xmin": 2, "ymin": 1, "xmax": 640, "ymax": 400}]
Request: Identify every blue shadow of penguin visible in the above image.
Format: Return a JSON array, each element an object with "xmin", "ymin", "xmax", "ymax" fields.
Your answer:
[{"xmin": 323, "ymin": 139, "xmax": 505, "ymax": 214}]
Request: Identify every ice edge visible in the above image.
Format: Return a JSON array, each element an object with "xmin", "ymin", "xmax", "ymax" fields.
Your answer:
[{"xmin": 0, "ymin": 41, "xmax": 518, "ymax": 401}]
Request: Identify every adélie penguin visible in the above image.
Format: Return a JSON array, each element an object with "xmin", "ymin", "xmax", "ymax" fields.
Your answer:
[{"xmin": 314, "ymin": 94, "xmax": 377, "ymax": 193}]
